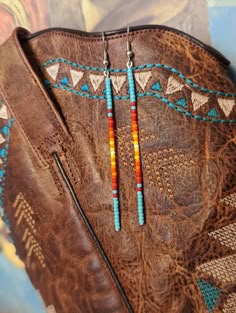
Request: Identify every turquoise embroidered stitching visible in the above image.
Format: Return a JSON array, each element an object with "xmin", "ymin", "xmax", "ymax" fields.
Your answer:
[
  {"xmin": 197, "ymin": 279, "xmax": 221, "ymax": 313},
  {"xmin": 42, "ymin": 58, "xmax": 236, "ymax": 97},
  {"xmin": 0, "ymin": 117, "xmax": 14, "ymax": 242},
  {"xmin": 46, "ymin": 83, "xmax": 236, "ymax": 123}
]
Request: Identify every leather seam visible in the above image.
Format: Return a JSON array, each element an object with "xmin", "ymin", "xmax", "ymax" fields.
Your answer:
[
  {"xmin": 0, "ymin": 84, "xmax": 48, "ymax": 168},
  {"xmin": 12, "ymin": 33, "xmax": 72, "ymax": 143},
  {"xmin": 37, "ymin": 135, "xmax": 79, "ymax": 196},
  {"xmin": 52, "ymin": 151, "xmax": 132, "ymax": 312},
  {"xmin": 48, "ymin": 163, "xmax": 65, "ymax": 197},
  {"xmin": 27, "ymin": 28, "xmax": 227, "ymax": 67}
]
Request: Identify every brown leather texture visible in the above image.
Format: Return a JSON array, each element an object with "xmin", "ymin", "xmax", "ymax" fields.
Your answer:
[{"xmin": 0, "ymin": 26, "xmax": 235, "ymax": 313}]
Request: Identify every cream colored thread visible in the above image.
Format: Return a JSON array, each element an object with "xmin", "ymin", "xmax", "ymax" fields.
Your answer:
[
  {"xmin": 110, "ymin": 75, "xmax": 126, "ymax": 93},
  {"xmin": 89, "ymin": 73, "xmax": 104, "ymax": 91},
  {"xmin": 70, "ymin": 69, "xmax": 84, "ymax": 87},
  {"xmin": 197, "ymin": 254, "xmax": 236, "ymax": 284},
  {"xmin": 220, "ymin": 193, "xmax": 236, "ymax": 208},
  {"xmin": 191, "ymin": 91, "xmax": 209, "ymax": 111},
  {"xmin": 46, "ymin": 305, "xmax": 57, "ymax": 313},
  {"xmin": 0, "ymin": 103, "xmax": 8, "ymax": 119},
  {"xmin": 223, "ymin": 293, "xmax": 236, "ymax": 313},
  {"xmin": 0, "ymin": 133, "xmax": 5, "ymax": 145},
  {"xmin": 166, "ymin": 76, "xmax": 184, "ymax": 94},
  {"xmin": 209, "ymin": 223, "xmax": 236, "ymax": 251},
  {"xmin": 218, "ymin": 98, "xmax": 235, "ymax": 117},
  {"xmin": 46, "ymin": 63, "xmax": 60, "ymax": 81},
  {"xmin": 134, "ymin": 71, "xmax": 152, "ymax": 90}
]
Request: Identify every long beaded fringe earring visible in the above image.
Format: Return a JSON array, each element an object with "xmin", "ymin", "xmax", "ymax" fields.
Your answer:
[
  {"xmin": 126, "ymin": 26, "xmax": 145, "ymax": 226},
  {"xmin": 102, "ymin": 32, "xmax": 121, "ymax": 231}
]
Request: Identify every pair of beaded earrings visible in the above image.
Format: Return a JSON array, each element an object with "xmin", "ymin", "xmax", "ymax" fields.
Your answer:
[{"xmin": 102, "ymin": 27, "xmax": 144, "ymax": 231}]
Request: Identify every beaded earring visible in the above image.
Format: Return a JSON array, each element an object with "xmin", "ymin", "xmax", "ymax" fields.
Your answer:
[
  {"xmin": 126, "ymin": 26, "xmax": 145, "ymax": 226},
  {"xmin": 102, "ymin": 32, "xmax": 121, "ymax": 231}
]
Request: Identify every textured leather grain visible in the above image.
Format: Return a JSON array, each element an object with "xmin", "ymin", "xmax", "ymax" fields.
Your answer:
[{"xmin": 0, "ymin": 26, "xmax": 235, "ymax": 313}]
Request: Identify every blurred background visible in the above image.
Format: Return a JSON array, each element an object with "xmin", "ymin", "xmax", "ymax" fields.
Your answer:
[{"xmin": 0, "ymin": 0, "xmax": 235, "ymax": 312}]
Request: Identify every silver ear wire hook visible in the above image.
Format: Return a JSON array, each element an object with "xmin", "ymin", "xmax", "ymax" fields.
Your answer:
[
  {"xmin": 126, "ymin": 25, "xmax": 133, "ymax": 68},
  {"xmin": 102, "ymin": 31, "xmax": 109, "ymax": 77}
]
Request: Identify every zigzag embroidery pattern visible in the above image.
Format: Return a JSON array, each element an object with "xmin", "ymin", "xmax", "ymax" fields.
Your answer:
[
  {"xmin": 42, "ymin": 59, "xmax": 236, "ymax": 124},
  {"xmin": 196, "ymin": 194, "xmax": 236, "ymax": 312}
]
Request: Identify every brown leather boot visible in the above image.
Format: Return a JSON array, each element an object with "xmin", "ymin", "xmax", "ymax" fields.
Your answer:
[{"xmin": 0, "ymin": 25, "xmax": 235, "ymax": 313}]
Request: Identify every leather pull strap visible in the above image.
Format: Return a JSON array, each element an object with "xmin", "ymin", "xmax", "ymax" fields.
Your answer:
[{"xmin": 0, "ymin": 27, "xmax": 72, "ymax": 168}]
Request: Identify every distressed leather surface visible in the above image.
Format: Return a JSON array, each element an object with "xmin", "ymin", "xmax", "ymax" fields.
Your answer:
[{"xmin": 0, "ymin": 26, "xmax": 235, "ymax": 313}]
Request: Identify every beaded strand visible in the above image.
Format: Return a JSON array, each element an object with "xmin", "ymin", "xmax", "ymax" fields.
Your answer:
[
  {"xmin": 127, "ymin": 66, "xmax": 145, "ymax": 225},
  {"xmin": 102, "ymin": 32, "xmax": 121, "ymax": 231},
  {"xmin": 126, "ymin": 29, "xmax": 145, "ymax": 226},
  {"xmin": 105, "ymin": 76, "xmax": 120, "ymax": 231}
]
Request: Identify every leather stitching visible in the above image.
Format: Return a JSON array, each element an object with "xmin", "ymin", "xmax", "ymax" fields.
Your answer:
[
  {"xmin": 42, "ymin": 58, "xmax": 236, "ymax": 97},
  {"xmin": 27, "ymin": 29, "xmax": 227, "ymax": 67},
  {"xmin": 52, "ymin": 151, "xmax": 133, "ymax": 312}
]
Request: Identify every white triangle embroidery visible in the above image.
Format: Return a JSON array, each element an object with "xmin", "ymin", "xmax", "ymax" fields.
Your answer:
[
  {"xmin": 166, "ymin": 76, "xmax": 184, "ymax": 94},
  {"xmin": 0, "ymin": 133, "xmax": 5, "ymax": 145},
  {"xmin": 46, "ymin": 63, "xmax": 60, "ymax": 81},
  {"xmin": 89, "ymin": 74, "xmax": 104, "ymax": 91},
  {"xmin": 218, "ymin": 98, "xmax": 235, "ymax": 117},
  {"xmin": 0, "ymin": 104, "xmax": 8, "ymax": 119},
  {"xmin": 134, "ymin": 71, "xmax": 152, "ymax": 90},
  {"xmin": 191, "ymin": 92, "xmax": 209, "ymax": 111},
  {"xmin": 70, "ymin": 69, "xmax": 84, "ymax": 87},
  {"xmin": 111, "ymin": 75, "xmax": 126, "ymax": 94},
  {"xmin": 46, "ymin": 305, "xmax": 57, "ymax": 313}
]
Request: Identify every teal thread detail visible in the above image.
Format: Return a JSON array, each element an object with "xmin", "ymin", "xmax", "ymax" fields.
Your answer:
[
  {"xmin": 208, "ymin": 108, "xmax": 219, "ymax": 117},
  {"xmin": 197, "ymin": 279, "xmax": 221, "ymax": 313},
  {"xmin": 1, "ymin": 126, "xmax": 9, "ymax": 136},
  {"xmin": 81, "ymin": 83, "xmax": 90, "ymax": 92},
  {"xmin": 60, "ymin": 76, "xmax": 70, "ymax": 86},
  {"xmin": 42, "ymin": 58, "xmax": 236, "ymax": 97},
  {"xmin": 176, "ymin": 98, "xmax": 187, "ymax": 108},
  {"xmin": 151, "ymin": 81, "xmax": 162, "ymax": 92},
  {"xmin": 45, "ymin": 83, "xmax": 236, "ymax": 124},
  {"xmin": 44, "ymin": 79, "xmax": 51, "ymax": 86},
  {"xmin": 0, "ymin": 117, "xmax": 14, "ymax": 242},
  {"xmin": 48, "ymin": 83, "xmax": 105, "ymax": 99}
]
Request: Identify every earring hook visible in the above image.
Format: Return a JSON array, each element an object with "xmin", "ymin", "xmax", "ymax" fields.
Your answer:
[
  {"xmin": 126, "ymin": 25, "xmax": 133, "ymax": 68},
  {"xmin": 102, "ymin": 31, "xmax": 109, "ymax": 77}
]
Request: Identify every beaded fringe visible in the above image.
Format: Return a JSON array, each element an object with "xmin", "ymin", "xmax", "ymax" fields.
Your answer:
[
  {"xmin": 127, "ymin": 67, "xmax": 145, "ymax": 225},
  {"xmin": 105, "ymin": 76, "xmax": 121, "ymax": 231}
]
